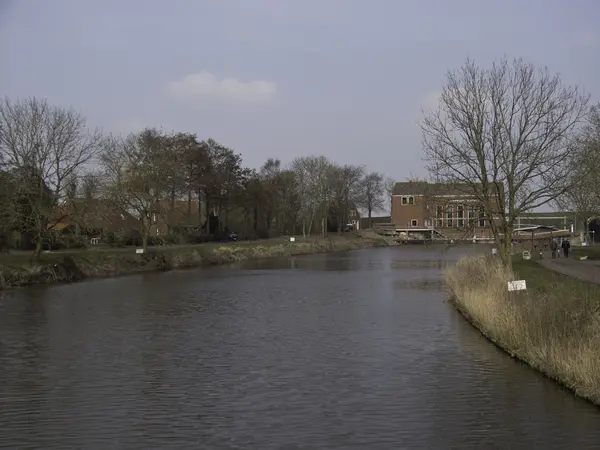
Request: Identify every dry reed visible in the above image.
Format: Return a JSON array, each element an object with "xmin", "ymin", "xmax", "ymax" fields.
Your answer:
[{"xmin": 447, "ymin": 255, "xmax": 600, "ymax": 405}]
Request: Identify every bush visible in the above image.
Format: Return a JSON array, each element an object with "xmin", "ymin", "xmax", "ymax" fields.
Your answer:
[
  {"xmin": 447, "ymin": 255, "xmax": 600, "ymax": 405},
  {"xmin": 105, "ymin": 230, "xmax": 129, "ymax": 247},
  {"xmin": 49, "ymin": 235, "xmax": 87, "ymax": 250}
]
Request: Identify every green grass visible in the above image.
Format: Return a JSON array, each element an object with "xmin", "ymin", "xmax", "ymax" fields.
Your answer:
[{"xmin": 572, "ymin": 246, "xmax": 600, "ymax": 260}]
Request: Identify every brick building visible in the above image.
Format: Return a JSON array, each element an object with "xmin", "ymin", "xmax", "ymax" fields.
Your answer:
[{"xmin": 391, "ymin": 181, "xmax": 502, "ymax": 239}]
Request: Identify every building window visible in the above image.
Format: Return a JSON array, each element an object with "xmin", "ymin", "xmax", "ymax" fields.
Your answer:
[
  {"xmin": 349, "ymin": 210, "xmax": 356, "ymax": 217},
  {"xmin": 446, "ymin": 205, "xmax": 453, "ymax": 227},
  {"xmin": 457, "ymin": 205, "xmax": 464, "ymax": 228},
  {"xmin": 425, "ymin": 219, "xmax": 432, "ymax": 227},
  {"xmin": 467, "ymin": 206, "xmax": 475, "ymax": 226},
  {"xmin": 401, "ymin": 196, "xmax": 414, "ymax": 205},
  {"xmin": 478, "ymin": 208, "xmax": 485, "ymax": 227},
  {"xmin": 436, "ymin": 205, "xmax": 444, "ymax": 228},
  {"xmin": 411, "ymin": 219, "xmax": 418, "ymax": 227}
]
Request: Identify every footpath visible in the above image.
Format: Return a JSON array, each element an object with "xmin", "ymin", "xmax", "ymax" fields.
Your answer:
[{"xmin": 538, "ymin": 257, "xmax": 600, "ymax": 285}]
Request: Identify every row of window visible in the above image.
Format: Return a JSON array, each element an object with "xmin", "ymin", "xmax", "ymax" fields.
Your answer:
[
  {"xmin": 400, "ymin": 196, "xmax": 415, "ymax": 205},
  {"xmin": 434, "ymin": 204, "xmax": 486, "ymax": 228},
  {"xmin": 407, "ymin": 218, "xmax": 486, "ymax": 228}
]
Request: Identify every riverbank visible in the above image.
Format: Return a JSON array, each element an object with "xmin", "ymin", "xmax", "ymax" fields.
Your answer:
[
  {"xmin": 0, "ymin": 233, "xmax": 392, "ymax": 289},
  {"xmin": 447, "ymin": 254, "xmax": 600, "ymax": 405}
]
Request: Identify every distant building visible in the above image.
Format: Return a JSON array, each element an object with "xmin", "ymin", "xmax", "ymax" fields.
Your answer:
[
  {"xmin": 391, "ymin": 181, "xmax": 502, "ymax": 239},
  {"xmin": 347, "ymin": 206, "xmax": 361, "ymax": 230},
  {"xmin": 49, "ymin": 198, "xmax": 140, "ymax": 238},
  {"xmin": 149, "ymin": 199, "xmax": 207, "ymax": 236}
]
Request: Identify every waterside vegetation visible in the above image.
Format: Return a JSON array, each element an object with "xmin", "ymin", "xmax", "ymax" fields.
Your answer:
[
  {"xmin": 447, "ymin": 254, "xmax": 600, "ymax": 405},
  {"xmin": 0, "ymin": 233, "xmax": 391, "ymax": 289}
]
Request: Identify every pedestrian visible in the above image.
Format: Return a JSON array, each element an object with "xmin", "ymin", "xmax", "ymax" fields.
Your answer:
[
  {"xmin": 550, "ymin": 239, "xmax": 558, "ymax": 259},
  {"xmin": 561, "ymin": 239, "xmax": 571, "ymax": 259}
]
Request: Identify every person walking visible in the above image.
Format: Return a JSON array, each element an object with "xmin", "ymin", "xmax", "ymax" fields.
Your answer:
[
  {"xmin": 561, "ymin": 239, "xmax": 571, "ymax": 259},
  {"xmin": 550, "ymin": 239, "xmax": 558, "ymax": 259}
]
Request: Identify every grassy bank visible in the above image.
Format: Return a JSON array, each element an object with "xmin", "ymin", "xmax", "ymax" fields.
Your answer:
[
  {"xmin": 0, "ymin": 233, "xmax": 391, "ymax": 289},
  {"xmin": 447, "ymin": 254, "xmax": 600, "ymax": 405}
]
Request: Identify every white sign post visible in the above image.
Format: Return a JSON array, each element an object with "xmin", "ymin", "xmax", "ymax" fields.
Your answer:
[
  {"xmin": 289, "ymin": 237, "xmax": 295, "ymax": 242},
  {"xmin": 136, "ymin": 248, "xmax": 145, "ymax": 254},
  {"xmin": 508, "ymin": 280, "xmax": 527, "ymax": 292},
  {"xmin": 491, "ymin": 248, "xmax": 498, "ymax": 255}
]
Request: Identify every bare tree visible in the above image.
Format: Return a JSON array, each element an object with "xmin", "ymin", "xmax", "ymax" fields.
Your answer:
[
  {"xmin": 80, "ymin": 171, "xmax": 103, "ymax": 200},
  {"xmin": 555, "ymin": 103, "xmax": 600, "ymax": 227},
  {"xmin": 101, "ymin": 129, "xmax": 170, "ymax": 251},
  {"xmin": 358, "ymin": 171, "xmax": 385, "ymax": 228},
  {"xmin": 422, "ymin": 57, "xmax": 590, "ymax": 267},
  {"xmin": 291, "ymin": 156, "xmax": 332, "ymax": 237},
  {"xmin": 384, "ymin": 177, "xmax": 395, "ymax": 216},
  {"xmin": 0, "ymin": 96, "xmax": 101, "ymax": 258},
  {"xmin": 330, "ymin": 164, "xmax": 365, "ymax": 233}
]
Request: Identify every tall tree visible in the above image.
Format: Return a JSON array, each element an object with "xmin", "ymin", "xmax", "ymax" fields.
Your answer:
[
  {"xmin": 384, "ymin": 177, "xmax": 395, "ymax": 216},
  {"xmin": 555, "ymin": 103, "xmax": 600, "ymax": 228},
  {"xmin": 0, "ymin": 96, "xmax": 101, "ymax": 258},
  {"xmin": 422, "ymin": 57, "xmax": 590, "ymax": 267},
  {"xmin": 330, "ymin": 164, "xmax": 365, "ymax": 233},
  {"xmin": 358, "ymin": 171, "xmax": 385, "ymax": 228},
  {"xmin": 291, "ymin": 156, "xmax": 332, "ymax": 237},
  {"xmin": 101, "ymin": 128, "xmax": 170, "ymax": 251}
]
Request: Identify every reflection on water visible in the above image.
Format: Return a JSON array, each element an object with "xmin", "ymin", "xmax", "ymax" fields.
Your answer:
[
  {"xmin": 0, "ymin": 245, "xmax": 599, "ymax": 449},
  {"xmin": 392, "ymin": 278, "xmax": 447, "ymax": 292}
]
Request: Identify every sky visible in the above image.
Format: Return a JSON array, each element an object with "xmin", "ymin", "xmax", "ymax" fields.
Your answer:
[{"xmin": 1, "ymin": 0, "xmax": 599, "ymax": 185}]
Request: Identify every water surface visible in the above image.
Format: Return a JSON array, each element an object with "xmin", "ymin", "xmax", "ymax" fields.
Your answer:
[{"xmin": 0, "ymin": 246, "xmax": 599, "ymax": 449}]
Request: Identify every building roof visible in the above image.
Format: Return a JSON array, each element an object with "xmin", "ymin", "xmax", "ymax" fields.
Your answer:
[
  {"xmin": 392, "ymin": 181, "xmax": 501, "ymax": 197},
  {"xmin": 50, "ymin": 198, "xmax": 140, "ymax": 231}
]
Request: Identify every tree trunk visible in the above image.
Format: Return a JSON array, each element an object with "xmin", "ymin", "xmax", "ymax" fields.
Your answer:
[
  {"xmin": 253, "ymin": 205, "xmax": 258, "ymax": 234},
  {"xmin": 33, "ymin": 236, "xmax": 43, "ymax": 261},
  {"xmin": 169, "ymin": 189, "xmax": 176, "ymax": 234},
  {"xmin": 500, "ymin": 227, "xmax": 513, "ymax": 271},
  {"xmin": 368, "ymin": 208, "xmax": 373, "ymax": 229},
  {"xmin": 141, "ymin": 218, "xmax": 150, "ymax": 252}
]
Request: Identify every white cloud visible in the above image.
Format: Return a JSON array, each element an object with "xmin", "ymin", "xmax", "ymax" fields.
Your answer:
[
  {"xmin": 574, "ymin": 30, "xmax": 599, "ymax": 48},
  {"xmin": 167, "ymin": 72, "xmax": 277, "ymax": 104}
]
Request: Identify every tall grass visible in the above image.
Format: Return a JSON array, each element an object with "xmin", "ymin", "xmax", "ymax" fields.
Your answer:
[{"xmin": 447, "ymin": 255, "xmax": 600, "ymax": 405}]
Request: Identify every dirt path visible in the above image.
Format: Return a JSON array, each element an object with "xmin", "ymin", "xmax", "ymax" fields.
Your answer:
[{"xmin": 538, "ymin": 258, "xmax": 600, "ymax": 285}]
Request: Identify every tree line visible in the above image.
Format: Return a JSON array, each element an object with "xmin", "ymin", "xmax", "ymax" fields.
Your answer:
[{"xmin": 0, "ymin": 96, "xmax": 393, "ymax": 258}]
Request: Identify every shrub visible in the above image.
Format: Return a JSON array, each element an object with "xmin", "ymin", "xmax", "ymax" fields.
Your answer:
[{"xmin": 49, "ymin": 235, "xmax": 87, "ymax": 250}]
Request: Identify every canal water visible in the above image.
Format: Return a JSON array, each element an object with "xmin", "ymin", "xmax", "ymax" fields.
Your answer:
[{"xmin": 0, "ymin": 246, "xmax": 599, "ymax": 449}]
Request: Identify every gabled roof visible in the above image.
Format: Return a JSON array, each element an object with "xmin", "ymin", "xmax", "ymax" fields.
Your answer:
[{"xmin": 50, "ymin": 198, "xmax": 139, "ymax": 230}]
